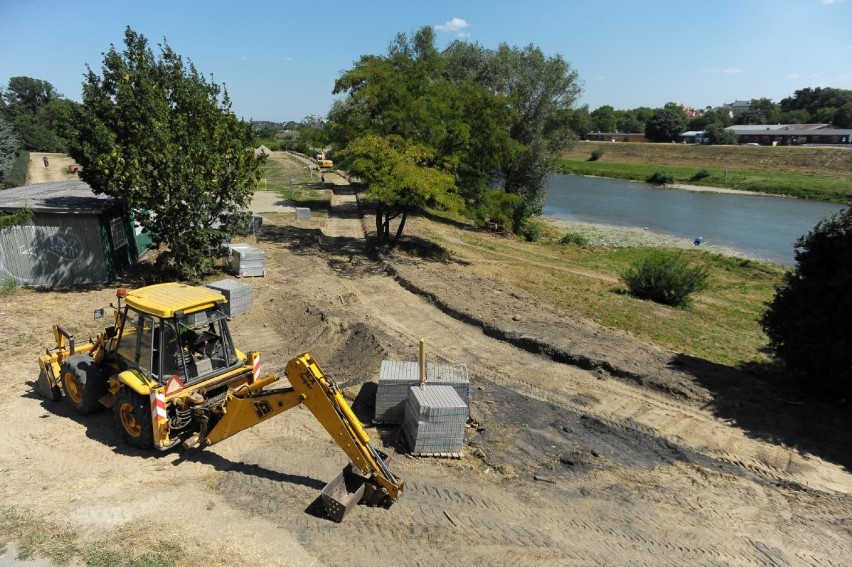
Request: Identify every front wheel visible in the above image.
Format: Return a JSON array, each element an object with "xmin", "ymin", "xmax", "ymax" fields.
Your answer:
[
  {"xmin": 60, "ymin": 355, "xmax": 106, "ymax": 414},
  {"xmin": 113, "ymin": 387, "xmax": 154, "ymax": 448}
]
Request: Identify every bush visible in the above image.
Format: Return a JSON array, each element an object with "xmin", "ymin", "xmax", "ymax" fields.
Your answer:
[
  {"xmin": 2, "ymin": 149, "xmax": 29, "ymax": 188},
  {"xmin": 0, "ymin": 278, "xmax": 18, "ymax": 297},
  {"xmin": 559, "ymin": 231, "xmax": 589, "ymax": 246},
  {"xmin": 620, "ymin": 251, "xmax": 709, "ymax": 307},
  {"xmin": 647, "ymin": 171, "xmax": 674, "ymax": 185},
  {"xmin": 761, "ymin": 206, "xmax": 852, "ymax": 400},
  {"xmin": 690, "ymin": 169, "xmax": 711, "ymax": 182},
  {"xmin": 521, "ymin": 219, "xmax": 544, "ymax": 242},
  {"xmin": 589, "ymin": 148, "xmax": 605, "ymax": 161}
]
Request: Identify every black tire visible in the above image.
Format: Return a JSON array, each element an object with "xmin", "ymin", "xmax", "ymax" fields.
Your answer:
[
  {"xmin": 113, "ymin": 387, "xmax": 154, "ymax": 448},
  {"xmin": 60, "ymin": 355, "xmax": 107, "ymax": 414}
]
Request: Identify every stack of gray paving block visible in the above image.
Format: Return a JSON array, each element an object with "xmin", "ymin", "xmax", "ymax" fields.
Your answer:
[
  {"xmin": 295, "ymin": 207, "xmax": 311, "ymax": 221},
  {"xmin": 228, "ymin": 243, "xmax": 266, "ymax": 277},
  {"xmin": 374, "ymin": 360, "xmax": 470, "ymax": 423},
  {"xmin": 204, "ymin": 279, "xmax": 252, "ymax": 317},
  {"xmin": 403, "ymin": 385, "xmax": 468, "ymax": 455}
]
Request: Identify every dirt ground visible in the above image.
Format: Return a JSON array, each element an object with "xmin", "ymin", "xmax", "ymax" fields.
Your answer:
[{"xmin": 1, "ymin": 160, "xmax": 851, "ymax": 566}]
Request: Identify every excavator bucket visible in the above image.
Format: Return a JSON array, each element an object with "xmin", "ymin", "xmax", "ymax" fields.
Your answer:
[{"xmin": 321, "ymin": 464, "xmax": 368, "ymax": 523}]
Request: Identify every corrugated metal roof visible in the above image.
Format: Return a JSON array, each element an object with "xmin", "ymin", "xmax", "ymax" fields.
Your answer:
[{"xmin": 0, "ymin": 181, "xmax": 120, "ymax": 213}]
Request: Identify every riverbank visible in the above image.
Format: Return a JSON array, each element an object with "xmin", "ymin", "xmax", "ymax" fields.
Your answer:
[
  {"xmin": 557, "ymin": 142, "xmax": 852, "ymax": 203},
  {"xmin": 543, "ymin": 216, "xmax": 764, "ymax": 262}
]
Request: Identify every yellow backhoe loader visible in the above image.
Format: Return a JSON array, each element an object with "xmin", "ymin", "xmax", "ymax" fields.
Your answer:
[{"xmin": 36, "ymin": 283, "xmax": 403, "ymax": 522}]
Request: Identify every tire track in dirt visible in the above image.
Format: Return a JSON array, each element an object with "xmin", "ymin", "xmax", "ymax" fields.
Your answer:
[{"xmin": 333, "ymin": 272, "xmax": 850, "ymax": 495}]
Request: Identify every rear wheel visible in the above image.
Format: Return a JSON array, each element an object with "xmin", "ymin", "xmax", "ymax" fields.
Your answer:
[
  {"xmin": 60, "ymin": 355, "xmax": 106, "ymax": 414},
  {"xmin": 113, "ymin": 387, "xmax": 154, "ymax": 448}
]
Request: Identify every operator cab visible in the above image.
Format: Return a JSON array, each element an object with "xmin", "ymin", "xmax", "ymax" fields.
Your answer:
[{"xmin": 115, "ymin": 301, "xmax": 241, "ymax": 385}]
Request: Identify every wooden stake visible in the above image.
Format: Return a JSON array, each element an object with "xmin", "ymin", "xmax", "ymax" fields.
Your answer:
[{"xmin": 419, "ymin": 338, "xmax": 426, "ymax": 389}]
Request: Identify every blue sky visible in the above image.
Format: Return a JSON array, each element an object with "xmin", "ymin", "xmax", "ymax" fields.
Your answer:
[{"xmin": 2, "ymin": 0, "xmax": 851, "ymax": 122}]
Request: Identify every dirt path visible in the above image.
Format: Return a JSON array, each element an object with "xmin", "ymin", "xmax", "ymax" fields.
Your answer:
[
  {"xmin": 1, "ymin": 174, "xmax": 850, "ymax": 566},
  {"xmin": 25, "ymin": 153, "xmax": 78, "ymax": 184}
]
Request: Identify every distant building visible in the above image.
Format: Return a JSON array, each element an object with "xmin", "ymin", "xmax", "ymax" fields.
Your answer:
[
  {"xmin": 679, "ymin": 131, "xmax": 708, "ymax": 144},
  {"xmin": 725, "ymin": 124, "xmax": 851, "ymax": 146},
  {"xmin": 726, "ymin": 100, "xmax": 752, "ymax": 116},
  {"xmin": 681, "ymin": 105, "xmax": 705, "ymax": 118}
]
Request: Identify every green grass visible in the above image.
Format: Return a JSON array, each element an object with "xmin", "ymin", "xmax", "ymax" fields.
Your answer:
[
  {"xmin": 419, "ymin": 218, "xmax": 785, "ymax": 367},
  {"xmin": 1, "ymin": 506, "xmax": 188, "ymax": 567},
  {"xmin": 258, "ymin": 152, "xmax": 332, "ymax": 214},
  {"xmin": 555, "ymin": 159, "xmax": 852, "ymax": 202}
]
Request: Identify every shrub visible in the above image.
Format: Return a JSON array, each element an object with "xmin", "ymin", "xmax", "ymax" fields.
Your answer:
[
  {"xmin": 647, "ymin": 171, "xmax": 674, "ymax": 185},
  {"xmin": 589, "ymin": 148, "xmax": 605, "ymax": 161},
  {"xmin": 620, "ymin": 251, "xmax": 709, "ymax": 307},
  {"xmin": 3, "ymin": 149, "xmax": 29, "ymax": 188},
  {"xmin": 521, "ymin": 219, "xmax": 544, "ymax": 242},
  {"xmin": 690, "ymin": 169, "xmax": 711, "ymax": 181},
  {"xmin": 761, "ymin": 206, "xmax": 852, "ymax": 400},
  {"xmin": 0, "ymin": 278, "xmax": 18, "ymax": 297},
  {"xmin": 559, "ymin": 231, "xmax": 589, "ymax": 246}
]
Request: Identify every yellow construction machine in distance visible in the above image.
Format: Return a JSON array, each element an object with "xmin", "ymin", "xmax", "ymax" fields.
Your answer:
[{"xmin": 36, "ymin": 283, "xmax": 403, "ymax": 521}]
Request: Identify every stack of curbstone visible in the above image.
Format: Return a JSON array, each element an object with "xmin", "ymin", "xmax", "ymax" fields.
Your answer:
[
  {"xmin": 204, "ymin": 279, "xmax": 252, "ymax": 317},
  {"xmin": 374, "ymin": 360, "xmax": 470, "ymax": 423},
  {"xmin": 402, "ymin": 385, "xmax": 468, "ymax": 455}
]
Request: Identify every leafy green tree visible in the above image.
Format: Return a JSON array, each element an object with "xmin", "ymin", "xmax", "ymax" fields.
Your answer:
[
  {"xmin": 688, "ymin": 106, "xmax": 732, "ymax": 131},
  {"xmin": 644, "ymin": 108, "xmax": 686, "ymax": 142},
  {"xmin": 0, "ymin": 114, "xmax": 22, "ymax": 186},
  {"xmin": 590, "ymin": 105, "xmax": 618, "ymax": 132},
  {"xmin": 330, "ymin": 27, "xmax": 519, "ymax": 245},
  {"xmin": 566, "ymin": 105, "xmax": 593, "ymax": 139},
  {"xmin": 736, "ymin": 98, "xmax": 780, "ymax": 125},
  {"xmin": 343, "ymin": 134, "xmax": 459, "ymax": 242},
  {"xmin": 443, "ymin": 40, "xmax": 581, "ymax": 230},
  {"xmin": 761, "ymin": 207, "xmax": 852, "ymax": 400},
  {"xmin": 70, "ymin": 27, "xmax": 262, "ymax": 279},
  {"xmin": 833, "ymin": 102, "xmax": 852, "ymax": 128},
  {"xmin": 705, "ymin": 122, "xmax": 738, "ymax": 145},
  {"xmin": 0, "ymin": 76, "xmax": 61, "ymax": 118}
]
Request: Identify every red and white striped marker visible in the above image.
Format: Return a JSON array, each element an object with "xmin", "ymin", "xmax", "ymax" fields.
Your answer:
[
  {"xmin": 150, "ymin": 390, "xmax": 167, "ymax": 424},
  {"xmin": 253, "ymin": 353, "xmax": 261, "ymax": 382}
]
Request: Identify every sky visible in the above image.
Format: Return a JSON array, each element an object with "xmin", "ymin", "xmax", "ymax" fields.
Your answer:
[{"xmin": 1, "ymin": 0, "xmax": 851, "ymax": 122}]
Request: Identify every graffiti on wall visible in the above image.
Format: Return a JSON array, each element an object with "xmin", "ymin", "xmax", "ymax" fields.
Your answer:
[{"xmin": 0, "ymin": 224, "xmax": 85, "ymax": 283}]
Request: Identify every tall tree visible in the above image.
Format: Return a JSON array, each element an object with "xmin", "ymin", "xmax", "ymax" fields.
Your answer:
[
  {"xmin": 0, "ymin": 114, "xmax": 22, "ymax": 186},
  {"xmin": 70, "ymin": 27, "xmax": 262, "ymax": 279},
  {"xmin": 645, "ymin": 108, "xmax": 686, "ymax": 142},
  {"xmin": 1, "ymin": 76, "xmax": 61, "ymax": 118},
  {"xmin": 330, "ymin": 27, "xmax": 518, "ymax": 245},
  {"xmin": 590, "ymin": 105, "xmax": 618, "ymax": 132},
  {"xmin": 444, "ymin": 40, "xmax": 581, "ymax": 230}
]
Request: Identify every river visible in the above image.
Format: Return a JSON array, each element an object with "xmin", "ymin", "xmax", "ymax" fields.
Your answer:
[{"xmin": 543, "ymin": 175, "xmax": 847, "ymax": 266}]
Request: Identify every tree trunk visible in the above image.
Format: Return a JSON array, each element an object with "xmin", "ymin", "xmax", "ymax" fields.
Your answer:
[
  {"xmin": 391, "ymin": 210, "xmax": 408, "ymax": 247},
  {"xmin": 375, "ymin": 203, "xmax": 386, "ymax": 244}
]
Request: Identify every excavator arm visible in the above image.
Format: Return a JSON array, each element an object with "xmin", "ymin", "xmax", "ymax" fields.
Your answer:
[{"xmin": 190, "ymin": 352, "xmax": 403, "ymax": 520}]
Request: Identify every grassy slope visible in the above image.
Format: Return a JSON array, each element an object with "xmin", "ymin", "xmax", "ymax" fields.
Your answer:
[
  {"xmin": 558, "ymin": 141, "xmax": 852, "ymax": 202},
  {"xmin": 416, "ymin": 220, "xmax": 784, "ymax": 368},
  {"xmin": 255, "ymin": 150, "xmax": 784, "ymax": 368}
]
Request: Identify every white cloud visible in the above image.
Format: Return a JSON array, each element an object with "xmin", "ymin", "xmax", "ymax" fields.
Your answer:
[
  {"xmin": 788, "ymin": 73, "xmax": 801, "ymax": 79},
  {"xmin": 821, "ymin": 0, "xmax": 846, "ymax": 5},
  {"xmin": 435, "ymin": 17, "xmax": 469, "ymax": 34}
]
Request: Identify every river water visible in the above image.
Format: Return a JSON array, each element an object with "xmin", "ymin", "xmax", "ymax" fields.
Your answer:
[{"xmin": 543, "ymin": 175, "xmax": 847, "ymax": 266}]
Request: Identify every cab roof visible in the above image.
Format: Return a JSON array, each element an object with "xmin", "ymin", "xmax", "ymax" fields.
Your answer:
[{"xmin": 124, "ymin": 283, "xmax": 226, "ymax": 319}]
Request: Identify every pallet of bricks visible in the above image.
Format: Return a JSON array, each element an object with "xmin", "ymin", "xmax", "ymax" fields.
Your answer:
[{"xmin": 373, "ymin": 360, "xmax": 470, "ymax": 457}]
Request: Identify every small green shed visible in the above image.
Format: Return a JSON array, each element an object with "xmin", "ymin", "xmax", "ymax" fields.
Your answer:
[{"xmin": 0, "ymin": 181, "xmax": 153, "ymax": 286}]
